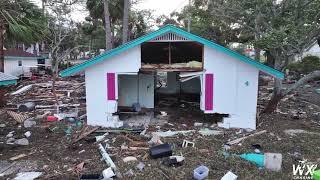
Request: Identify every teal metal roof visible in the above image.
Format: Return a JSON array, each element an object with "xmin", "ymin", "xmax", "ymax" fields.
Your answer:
[
  {"xmin": 0, "ymin": 72, "xmax": 18, "ymax": 86},
  {"xmin": 60, "ymin": 25, "xmax": 284, "ymax": 79}
]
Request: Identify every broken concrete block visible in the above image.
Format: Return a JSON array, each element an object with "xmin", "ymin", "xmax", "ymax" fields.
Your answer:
[{"xmin": 14, "ymin": 138, "xmax": 29, "ymax": 146}]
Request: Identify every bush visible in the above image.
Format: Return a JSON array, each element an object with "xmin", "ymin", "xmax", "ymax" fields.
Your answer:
[{"xmin": 287, "ymin": 56, "xmax": 320, "ymax": 74}]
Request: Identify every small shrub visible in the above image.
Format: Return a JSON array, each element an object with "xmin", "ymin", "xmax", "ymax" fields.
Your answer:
[{"xmin": 287, "ymin": 56, "xmax": 320, "ymax": 74}]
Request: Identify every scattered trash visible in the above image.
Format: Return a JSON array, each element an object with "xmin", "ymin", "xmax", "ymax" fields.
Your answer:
[
  {"xmin": 24, "ymin": 119, "xmax": 36, "ymax": 128},
  {"xmin": 14, "ymin": 138, "xmax": 29, "ymax": 146},
  {"xmin": 148, "ymin": 133, "xmax": 163, "ymax": 145},
  {"xmin": 73, "ymin": 126, "xmax": 99, "ymax": 143},
  {"xmin": 136, "ymin": 162, "xmax": 145, "ymax": 171},
  {"xmin": 264, "ymin": 153, "xmax": 282, "ymax": 172},
  {"xmin": 123, "ymin": 156, "xmax": 138, "ymax": 163},
  {"xmin": 7, "ymin": 111, "xmax": 30, "ymax": 123},
  {"xmin": 194, "ymin": 122, "xmax": 203, "ymax": 127},
  {"xmin": 150, "ymin": 143, "xmax": 172, "ymax": 159},
  {"xmin": 24, "ymin": 131, "xmax": 31, "ymax": 138},
  {"xmin": 80, "ymin": 174, "xmax": 101, "ymax": 180},
  {"xmin": 124, "ymin": 169, "xmax": 134, "ymax": 177},
  {"xmin": 10, "ymin": 154, "xmax": 27, "ymax": 161},
  {"xmin": 152, "ymin": 130, "xmax": 195, "ymax": 137},
  {"xmin": 11, "ymin": 84, "xmax": 33, "ymax": 95},
  {"xmin": 13, "ymin": 171, "xmax": 42, "ymax": 180},
  {"xmin": 227, "ymin": 130, "xmax": 267, "ymax": 145},
  {"xmin": 240, "ymin": 153, "xmax": 265, "ymax": 167},
  {"xmin": 18, "ymin": 102, "xmax": 35, "ymax": 112},
  {"xmin": 160, "ymin": 111, "xmax": 167, "ymax": 116},
  {"xmin": 193, "ymin": 165, "xmax": 209, "ymax": 180},
  {"xmin": 182, "ymin": 140, "xmax": 195, "ymax": 148},
  {"xmin": 284, "ymin": 129, "xmax": 320, "ymax": 136},
  {"xmin": 0, "ymin": 123, "xmax": 6, "ymax": 128},
  {"xmin": 78, "ymin": 150, "xmax": 85, "ymax": 154},
  {"xmin": 6, "ymin": 137, "xmax": 15, "ymax": 144},
  {"xmin": 6, "ymin": 132, "xmax": 14, "ymax": 138},
  {"xmin": 168, "ymin": 155, "xmax": 185, "ymax": 166},
  {"xmin": 47, "ymin": 116, "xmax": 59, "ymax": 122},
  {"xmin": 98, "ymin": 143, "xmax": 116, "ymax": 170},
  {"xmin": 221, "ymin": 171, "xmax": 238, "ymax": 180},
  {"xmin": 102, "ymin": 167, "xmax": 115, "ymax": 179},
  {"xmin": 315, "ymin": 88, "xmax": 320, "ymax": 94},
  {"xmin": 199, "ymin": 128, "xmax": 222, "ymax": 136},
  {"xmin": 95, "ymin": 133, "xmax": 109, "ymax": 142},
  {"xmin": 74, "ymin": 162, "xmax": 85, "ymax": 174}
]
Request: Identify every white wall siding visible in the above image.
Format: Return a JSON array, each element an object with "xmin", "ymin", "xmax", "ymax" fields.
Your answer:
[
  {"xmin": 203, "ymin": 46, "xmax": 259, "ymax": 129},
  {"xmin": 4, "ymin": 58, "xmax": 38, "ymax": 76},
  {"xmin": 85, "ymin": 46, "xmax": 141, "ymax": 127}
]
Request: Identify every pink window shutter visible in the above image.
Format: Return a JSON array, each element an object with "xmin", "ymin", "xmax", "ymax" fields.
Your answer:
[
  {"xmin": 107, "ymin": 73, "xmax": 116, "ymax": 100},
  {"xmin": 205, "ymin": 74, "xmax": 214, "ymax": 111}
]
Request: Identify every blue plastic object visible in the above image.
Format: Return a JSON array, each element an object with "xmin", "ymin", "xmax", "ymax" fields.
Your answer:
[
  {"xmin": 193, "ymin": 165, "xmax": 209, "ymax": 180},
  {"xmin": 240, "ymin": 153, "xmax": 265, "ymax": 167}
]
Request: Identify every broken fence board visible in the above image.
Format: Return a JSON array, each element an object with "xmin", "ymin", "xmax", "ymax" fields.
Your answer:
[{"xmin": 227, "ymin": 130, "xmax": 267, "ymax": 145}]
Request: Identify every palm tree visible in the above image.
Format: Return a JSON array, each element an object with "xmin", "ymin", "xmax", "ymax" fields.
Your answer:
[{"xmin": 0, "ymin": 0, "xmax": 46, "ymax": 72}]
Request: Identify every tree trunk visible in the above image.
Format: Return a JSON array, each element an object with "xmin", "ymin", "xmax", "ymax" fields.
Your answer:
[
  {"xmin": 103, "ymin": 0, "xmax": 113, "ymax": 50},
  {"xmin": 263, "ymin": 78, "xmax": 284, "ymax": 113},
  {"xmin": 263, "ymin": 70, "xmax": 320, "ymax": 113},
  {"xmin": 122, "ymin": 0, "xmax": 130, "ymax": 44},
  {"xmin": 254, "ymin": 47, "xmax": 261, "ymax": 61},
  {"xmin": 0, "ymin": 21, "xmax": 4, "ymax": 72}
]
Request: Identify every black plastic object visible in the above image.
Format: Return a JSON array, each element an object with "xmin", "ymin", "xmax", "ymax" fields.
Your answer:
[
  {"xmin": 150, "ymin": 143, "xmax": 172, "ymax": 159},
  {"xmin": 80, "ymin": 174, "xmax": 101, "ymax": 180}
]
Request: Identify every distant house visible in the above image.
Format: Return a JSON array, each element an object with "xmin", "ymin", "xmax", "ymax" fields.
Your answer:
[
  {"xmin": 60, "ymin": 25, "xmax": 284, "ymax": 130},
  {"xmin": 0, "ymin": 72, "xmax": 17, "ymax": 86},
  {"xmin": 3, "ymin": 48, "xmax": 50, "ymax": 76},
  {"xmin": 295, "ymin": 40, "xmax": 320, "ymax": 61}
]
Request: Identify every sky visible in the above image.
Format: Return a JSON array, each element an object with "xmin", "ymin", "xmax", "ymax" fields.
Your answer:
[{"xmin": 31, "ymin": 0, "xmax": 188, "ymax": 22}]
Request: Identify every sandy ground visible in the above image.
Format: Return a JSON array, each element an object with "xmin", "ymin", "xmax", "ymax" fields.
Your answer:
[{"xmin": 0, "ymin": 78, "xmax": 319, "ymax": 179}]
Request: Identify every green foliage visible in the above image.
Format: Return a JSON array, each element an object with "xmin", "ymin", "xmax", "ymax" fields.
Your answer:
[
  {"xmin": 0, "ymin": 0, "xmax": 47, "ymax": 43},
  {"xmin": 287, "ymin": 56, "xmax": 320, "ymax": 74}
]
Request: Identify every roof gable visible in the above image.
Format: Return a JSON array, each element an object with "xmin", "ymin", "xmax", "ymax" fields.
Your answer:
[
  {"xmin": 4, "ymin": 48, "xmax": 38, "ymax": 58},
  {"xmin": 60, "ymin": 25, "xmax": 284, "ymax": 79}
]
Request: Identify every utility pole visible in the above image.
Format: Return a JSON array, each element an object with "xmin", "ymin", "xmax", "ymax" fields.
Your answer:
[{"xmin": 187, "ymin": 0, "xmax": 191, "ymax": 32}]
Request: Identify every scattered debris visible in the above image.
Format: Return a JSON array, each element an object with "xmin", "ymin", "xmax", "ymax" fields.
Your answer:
[
  {"xmin": 74, "ymin": 162, "xmax": 85, "ymax": 174},
  {"xmin": 0, "ymin": 123, "xmax": 6, "ymax": 128},
  {"xmin": 264, "ymin": 153, "xmax": 282, "ymax": 172},
  {"xmin": 6, "ymin": 131, "xmax": 14, "ymax": 138},
  {"xmin": 73, "ymin": 126, "xmax": 99, "ymax": 143},
  {"xmin": 13, "ymin": 171, "xmax": 42, "ymax": 180},
  {"xmin": 10, "ymin": 154, "xmax": 27, "ymax": 161},
  {"xmin": 194, "ymin": 122, "xmax": 203, "ymax": 127},
  {"xmin": 148, "ymin": 133, "xmax": 163, "ymax": 145},
  {"xmin": 18, "ymin": 102, "xmax": 35, "ymax": 112},
  {"xmin": 150, "ymin": 143, "xmax": 172, "ymax": 159},
  {"xmin": 199, "ymin": 128, "xmax": 222, "ymax": 136},
  {"xmin": 124, "ymin": 169, "xmax": 134, "ymax": 177},
  {"xmin": 227, "ymin": 130, "xmax": 267, "ymax": 145},
  {"xmin": 24, "ymin": 131, "xmax": 31, "ymax": 138},
  {"xmin": 23, "ymin": 119, "xmax": 36, "ymax": 128},
  {"xmin": 182, "ymin": 140, "xmax": 195, "ymax": 148},
  {"xmin": 14, "ymin": 138, "xmax": 29, "ymax": 146},
  {"xmin": 168, "ymin": 155, "xmax": 185, "ymax": 166},
  {"xmin": 221, "ymin": 171, "xmax": 238, "ymax": 180},
  {"xmin": 240, "ymin": 153, "xmax": 264, "ymax": 167},
  {"xmin": 136, "ymin": 162, "xmax": 145, "ymax": 171},
  {"xmin": 98, "ymin": 143, "xmax": 116, "ymax": 170},
  {"xmin": 152, "ymin": 130, "xmax": 195, "ymax": 137},
  {"xmin": 47, "ymin": 116, "xmax": 58, "ymax": 122},
  {"xmin": 11, "ymin": 84, "xmax": 33, "ymax": 95},
  {"xmin": 193, "ymin": 165, "xmax": 209, "ymax": 180},
  {"xmin": 7, "ymin": 111, "xmax": 29, "ymax": 123},
  {"xmin": 123, "ymin": 156, "xmax": 138, "ymax": 163},
  {"xmin": 102, "ymin": 167, "xmax": 115, "ymax": 179},
  {"xmin": 284, "ymin": 129, "xmax": 320, "ymax": 136}
]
